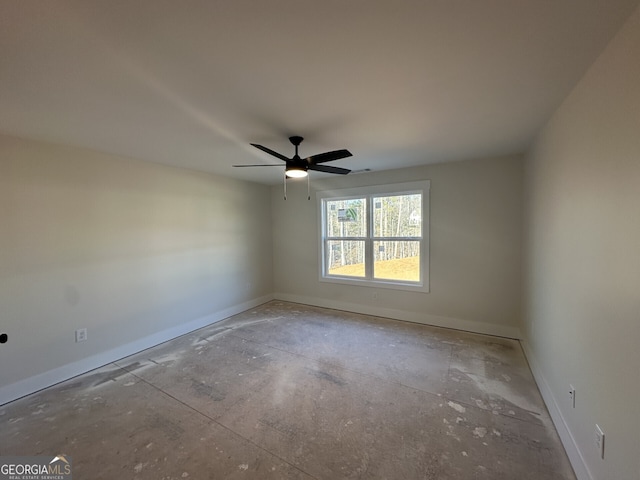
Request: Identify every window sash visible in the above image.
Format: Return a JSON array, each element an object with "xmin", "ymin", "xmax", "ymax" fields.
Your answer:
[
  {"xmin": 324, "ymin": 239, "xmax": 366, "ymax": 278},
  {"xmin": 372, "ymin": 192, "xmax": 423, "ymax": 238}
]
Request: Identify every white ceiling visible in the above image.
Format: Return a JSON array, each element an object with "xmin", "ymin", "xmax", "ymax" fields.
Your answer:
[{"xmin": 1, "ymin": 1, "xmax": 638, "ymax": 185}]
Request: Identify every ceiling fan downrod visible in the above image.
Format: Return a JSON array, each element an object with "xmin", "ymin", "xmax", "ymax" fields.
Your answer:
[{"xmin": 289, "ymin": 135, "xmax": 304, "ymax": 158}]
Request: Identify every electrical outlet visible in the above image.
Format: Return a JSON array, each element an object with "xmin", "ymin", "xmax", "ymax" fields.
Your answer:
[
  {"xmin": 75, "ymin": 328, "xmax": 88, "ymax": 343},
  {"xmin": 569, "ymin": 385, "xmax": 576, "ymax": 408},
  {"xmin": 595, "ymin": 424, "xmax": 605, "ymax": 459}
]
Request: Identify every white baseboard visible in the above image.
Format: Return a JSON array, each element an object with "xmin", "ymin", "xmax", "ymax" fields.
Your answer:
[
  {"xmin": 273, "ymin": 292, "xmax": 522, "ymax": 339},
  {"xmin": 0, "ymin": 295, "xmax": 273, "ymax": 406},
  {"xmin": 520, "ymin": 340, "xmax": 592, "ymax": 480}
]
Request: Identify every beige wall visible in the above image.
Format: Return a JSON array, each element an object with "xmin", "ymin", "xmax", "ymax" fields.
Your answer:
[
  {"xmin": 0, "ymin": 135, "xmax": 273, "ymax": 403},
  {"xmin": 523, "ymin": 6, "xmax": 640, "ymax": 480},
  {"xmin": 272, "ymin": 155, "xmax": 524, "ymax": 338}
]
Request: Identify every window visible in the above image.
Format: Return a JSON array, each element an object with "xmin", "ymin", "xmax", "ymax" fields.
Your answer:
[{"xmin": 318, "ymin": 181, "xmax": 430, "ymax": 292}]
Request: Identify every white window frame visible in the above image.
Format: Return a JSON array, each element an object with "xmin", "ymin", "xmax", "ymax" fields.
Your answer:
[{"xmin": 317, "ymin": 180, "xmax": 430, "ymax": 293}]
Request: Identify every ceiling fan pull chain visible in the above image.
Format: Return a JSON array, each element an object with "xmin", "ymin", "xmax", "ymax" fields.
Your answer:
[
  {"xmin": 307, "ymin": 174, "xmax": 310, "ymax": 200},
  {"xmin": 283, "ymin": 170, "xmax": 287, "ymax": 200}
]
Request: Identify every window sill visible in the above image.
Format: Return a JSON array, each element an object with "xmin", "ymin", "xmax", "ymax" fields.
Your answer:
[{"xmin": 319, "ymin": 274, "xmax": 430, "ymax": 293}]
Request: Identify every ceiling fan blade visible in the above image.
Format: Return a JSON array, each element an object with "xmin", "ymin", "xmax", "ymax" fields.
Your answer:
[
  {"xmin": 251, "ymin": 143, "xmax": 289, "ymax": 162},
  {"xmin": 309, "ymin": 164, "xmax": 351, "ymax": 175},
  {"xmin": 306, "ymin": 149, "xmax": 352, "ymax": 164},
  {"xmin": 232, "ymin": 164, "xmax": 283, "ymax": 167}
]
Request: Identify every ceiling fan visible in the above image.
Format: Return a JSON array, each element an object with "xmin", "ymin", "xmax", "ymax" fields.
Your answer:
[{"xmin": 234, "ymin": 136, "xmax": 352, "ymax": 178}]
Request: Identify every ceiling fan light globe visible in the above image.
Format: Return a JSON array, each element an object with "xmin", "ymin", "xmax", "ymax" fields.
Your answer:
[{"xmin": 285, "ymin": 168, "xmax": 308, "ymax": 178}]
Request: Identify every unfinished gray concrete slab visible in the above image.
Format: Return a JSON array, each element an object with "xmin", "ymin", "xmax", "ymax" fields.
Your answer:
[
  {"xmin": 0, "ymin": 364, "xmax": 313, "ymax": 479},
  {"xmin": 0, "ymin": 301, "xmax": 575, "ymax": 479}
]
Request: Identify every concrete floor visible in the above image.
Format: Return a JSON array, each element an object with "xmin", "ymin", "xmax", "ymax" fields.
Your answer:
[{"xmin": 1, "ymin": 301, "xmax": 575, "ymax": 479}]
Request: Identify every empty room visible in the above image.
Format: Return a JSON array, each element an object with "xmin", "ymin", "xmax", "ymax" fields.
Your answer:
[{"xmin": 1, "ymin": 2, "xmax": 639, "ymax": 479}]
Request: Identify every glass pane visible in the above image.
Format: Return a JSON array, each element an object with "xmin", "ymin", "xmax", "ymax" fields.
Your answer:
[
  {"xmin": 326, "ymin": 240, "xmax": 365, "ymax": 277},
  {"xmin": 373, "ymin": 241, "xmax": 420, "ymax": 282},
  {"xmin": 373, "ymin": 194, "xmax": 421, "ymax": 238},
  {"xmin": 325, "ymin": 198, "xmax": 366, "ymax": 238}
]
